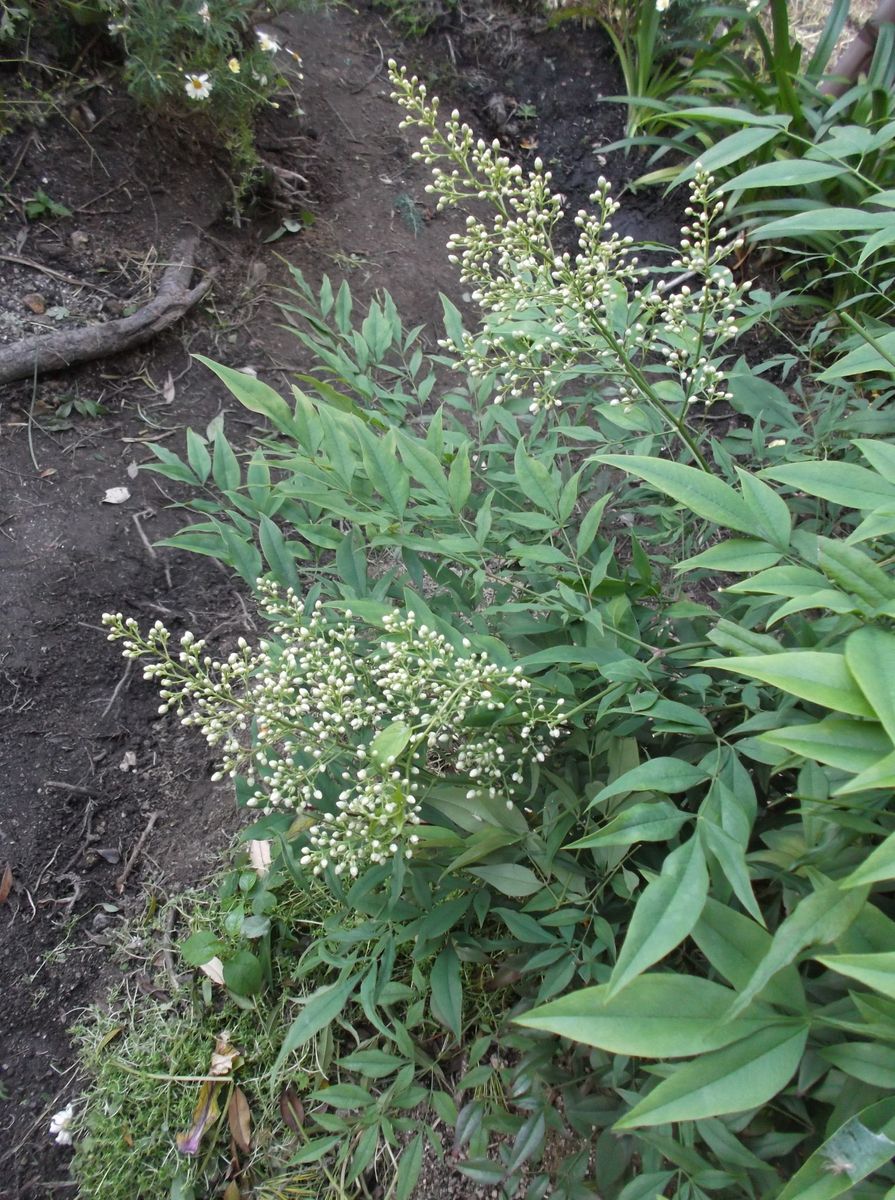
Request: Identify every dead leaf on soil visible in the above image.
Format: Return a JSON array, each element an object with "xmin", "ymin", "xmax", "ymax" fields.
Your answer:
[
  {"xmin": 118, "ymin": 749, "xmax": 137, "ymax": 771},
  {"xmin": 0, "ymin": 864, "xmax": 13, "ymax": 905},
  {"xmin": 227, "ymin": 1087, "xmax": 252, "ymax": 1153},
  {"xmin": 176, "ymin": 1081, "xmax": 222, "ymax": 1156},
  {"xmin": 22, "ymin": 292, "xmax": 46, "ymax": 314},
  {"xmin": 103, "ymin": 486, "xmax": 131, "ymax": 505},
  {"xmin": 200, "ymin": 956, "xmax": 225, "ymax": 985},
  {"xmin": 248, "ymin": 839, "xmax": 271, "ymax": 877},
  {"xmin": 126, "ymin": 461, "xmax": 139, "ymax": 480},
  {"xmin": 162, "ymin": 372, "xmax": 175, "ymax": 404}
]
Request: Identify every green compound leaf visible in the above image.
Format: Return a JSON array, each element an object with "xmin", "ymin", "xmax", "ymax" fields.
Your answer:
[
  {"xmin": 598, "ymin": 455, "xmax": 754, "ymax": 535},
  {"xmin": 694, "ymin": 899, "xmax": 806, "ymax": 1012},
  {"xmin": 614, "ymin": 1023, "xmax": 808, "ymax": 1130},
  {"xmin": 516, "ymin": 974, "xmax": 781, "ymax": 1057}
]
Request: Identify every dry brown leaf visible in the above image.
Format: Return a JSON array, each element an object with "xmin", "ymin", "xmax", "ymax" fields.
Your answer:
[
  {"xmin": 248, "ymin": 839, "xmax": 271, "ymax": 878},
  {"xmin": 279, "ymin": 1085, "xmax": 305, "ymax": 1133},
  {"xmin": 0, "ymin": 864, "xmax": 13, "ymax": 905},
  {"xmin": 222, "ymin": 1182, "xmax": 242, "ymax": 1200},
  {"xmin": 227, "ymin": 1087, "xmax": 252, "ymax": 1154},
  {"xmin": 200, "ymin": 956, "xmax": 225, "ymax": 985}
]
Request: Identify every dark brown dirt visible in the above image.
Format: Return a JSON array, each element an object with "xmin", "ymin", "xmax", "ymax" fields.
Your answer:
[{"xmin": 0, "ymin": 4, "xmax": 669, "ymax": 1195}]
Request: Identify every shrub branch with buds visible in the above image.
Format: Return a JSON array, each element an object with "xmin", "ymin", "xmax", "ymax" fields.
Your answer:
[
  {"xmin": 103, "ymin": 583, "xmax": 565, "ymax": 878},
  {"xmin": 389, "ymin": 62, "xmax": 754, "ymax": 466}
]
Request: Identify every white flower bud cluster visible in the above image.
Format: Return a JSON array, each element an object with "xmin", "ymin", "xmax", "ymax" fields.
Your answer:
[
  {"xmin": 389, "ymin": 63, "xmax": 751, "ymax": 417},
  {"xmin": 102, "ymin": 583, "xmax": 566, "ymax": 878}
]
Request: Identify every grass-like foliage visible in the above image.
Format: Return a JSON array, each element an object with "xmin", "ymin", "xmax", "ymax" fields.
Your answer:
[{"xmin": 76, "ymin": 61, "xmax": 895, "ymax": 1200}]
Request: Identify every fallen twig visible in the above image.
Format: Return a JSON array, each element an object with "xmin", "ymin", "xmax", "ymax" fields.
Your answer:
[
  {"xmin": 0, "ymin": 233, "xmax": 215, "ymax": 385},
  {"xmin": 115, "ymin": 811, "xmax": 160, "ymax": 894}
]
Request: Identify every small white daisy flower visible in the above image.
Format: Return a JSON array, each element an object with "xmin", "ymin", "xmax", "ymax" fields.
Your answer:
[
  {"xmin": 198, "ymin": 1, "xmax": 211, "ymax": 22},
  {"xmin": 228, "ymin": 57, "xmax": 241, "ymax": 74},
  {"xmin": 50, "ymin": 1103, "xmax": 75, "ymax": 1147},
  {"xmin": 656, "ymin": 0, "xmax": 670, "ymax": 8},
  {"xmin": 256, "ymin": 29, "xmax": 280, "ymax": 53},
  {"xmin": 184, "ymin": 72, "xmax": 213, "ymax": 100}
]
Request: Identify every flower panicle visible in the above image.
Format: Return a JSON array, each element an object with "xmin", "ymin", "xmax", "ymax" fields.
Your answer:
[{"xmin": 102, "ymin": 583, "xmax": 565, "ymax": 878}]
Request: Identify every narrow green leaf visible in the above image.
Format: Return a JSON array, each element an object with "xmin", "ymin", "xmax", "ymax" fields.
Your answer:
[
  {"xmin": 516, "ymin": 974, "xmax": 780, "ymax": 1057},
  {"xmin": 468, "ymin": 863, "xmax": 543, "ymax": 897},
  {"xmin": 815, "ymin": 951, "xmax": 895, "ymax": 999},
  {"xmin": 196, "ymin": 356, "xmax": 296, "ymax": 436},
  {"xmin": 761, "ymin": 718, "xmax": 892, "ymax": 775},
  {"xmin": 694, "ymin": 899, "xmax": 805, "ymax": 1012},
  {"xmin": 186, "ymin": 429, "xmax": 211, "ymax": 484},
  {"xmin": 762, "ymin": 461, "xmax": 895, "ymax": 512},
  {"xmin": 430, "ymin": 944, "xmax": 462, "ymax": 1040},
  {"xmin": 259, "ymin": 515, "xmax": 301, "ymax": 592},
  {"xmin": 697, "ymin": 652, "xmax": 874, "ymax": 718},
  {"xmin": 368, "ymin": 721, "xmax": 412, "ymax": 768},
  {"xmin": 735, "ymin": 468, "xmax": 791, "ymax": 549},
  {"xmin": 514, "ymin": 443, "xmax": 559, "ymax": 516},
  {"xmin": 448, "ymin": 443, "xmax": 472, "ymax": 513},
  {"xmin": 274, "ymin": 973, "xmax": 359, "ymax": 1077},
  {"xmin": 723, "ymin": 159, "xmax": 843, "ymax": 189},
  {"xmin": 212, "ymin": 430, "xmax": 240, "ymax": 493},
  {"xmin": 728, "ymin": 882, "xmax": 868, "ymax": 1018},
  {"xmin": 777, "ymin": 1097, "xmax": 895, "ymax": 1200},
  {"xmin": 394, "ymin": 1134, "xmax": 424, "ymax": 1200},
  {"xmin": 840, "ymin": 831, "xmax": 895, "ymax": 889},
  {"xmin": 591, "ymin": 758, "xmax": 710, "ymax": 807},
  {"xmin": 614, "ymin": 1023, "xmax": 808, "ymax": 1129},
  {"xmin": 568, "ymin": 801, "xmax": 691, "ymax": 849},
  {"xmin": 608, "ymin": 837, "xmax": 708, "ymax": 998},
  {"xmin": 845, "ymin": 628, "xmax": 895, "ymax": 743},
  {"xmin": 576, "ymin": 494, "xmax": 610, "ymax": 557},
  {"xmin": 677, "ymin": 539, "xmax": 782, "ymax": 574},
  {"xmin": 821, "ymin": 1043, "xmax": 895, "ymax": 1089},
  {"xmin": 599, "ymin": 455, "xmax": 754, "ymax": 535}
]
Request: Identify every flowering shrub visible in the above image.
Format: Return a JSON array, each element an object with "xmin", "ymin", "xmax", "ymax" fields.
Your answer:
[
  {"xmin": 83, "ymin": 58, "xmax": 895, "ymax": 1200},
  {"xmin": 29, "ymin": 1, "xmax": 303, "ymax": 192},
  {"xmin": 104, "ymin": 584, "xmax": 565, "ymax": 878},
  {"xmin": 391, "ymin": 64, "xmax": 758, "ymax": 465}
]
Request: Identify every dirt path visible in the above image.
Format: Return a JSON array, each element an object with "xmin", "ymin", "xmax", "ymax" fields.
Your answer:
[{"xmin": 0, "ymin": 4, "xmax": 635, "ymax": 1193}]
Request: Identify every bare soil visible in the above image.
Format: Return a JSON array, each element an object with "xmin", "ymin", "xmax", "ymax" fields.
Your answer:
[{"xmin": 0, "ymin": 4, "xmax": 671, "ymax": 1195}]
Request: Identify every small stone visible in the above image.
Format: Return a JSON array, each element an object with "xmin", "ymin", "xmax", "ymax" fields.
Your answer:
[
  {"xmin": 70, "ymin": 230, "xmax": 89, "ymax": 252},
  {"xmin": 22, "ymin": 292, "xmax": 46, "ymax": 314}
]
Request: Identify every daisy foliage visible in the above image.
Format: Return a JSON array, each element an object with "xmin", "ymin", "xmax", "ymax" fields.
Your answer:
[{"xmin": 103, "ymin": 584, "xmax": 565, "ymax": 879}]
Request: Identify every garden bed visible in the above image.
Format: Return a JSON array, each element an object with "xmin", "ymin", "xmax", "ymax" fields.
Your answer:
[{"xmin": 0, "ymin": 3, "xmax": 656, "ymax": 1194}]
